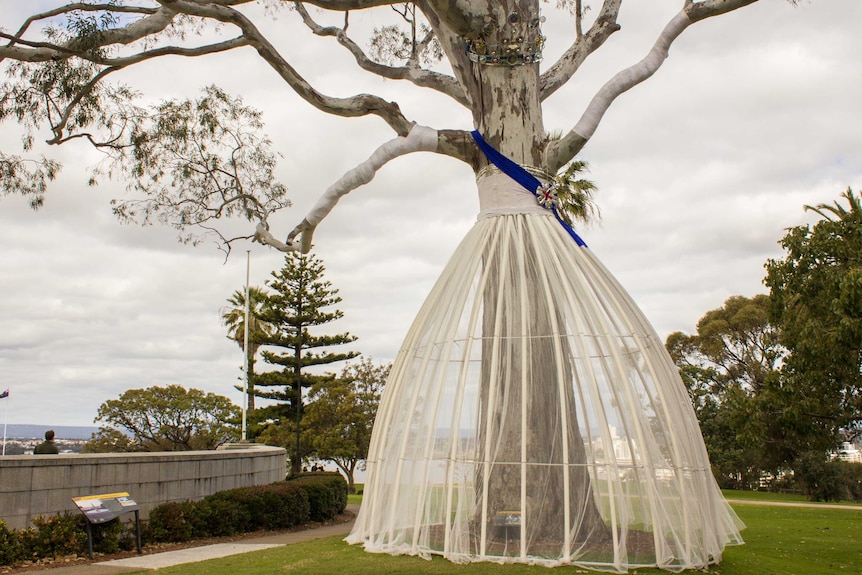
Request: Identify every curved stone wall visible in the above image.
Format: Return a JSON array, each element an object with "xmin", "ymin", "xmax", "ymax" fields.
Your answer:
[{"xmin": 0, "ymin": 444, "xmax": 286, "ymax": 530}]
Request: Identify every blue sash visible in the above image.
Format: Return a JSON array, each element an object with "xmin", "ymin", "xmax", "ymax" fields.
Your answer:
[{"xmin": 471, "ymin": 131, "xmax": 587, "ymax": 247}]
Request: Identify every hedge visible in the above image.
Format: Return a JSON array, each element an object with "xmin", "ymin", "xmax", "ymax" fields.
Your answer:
[
  {"xmin": 146, "ymin": 472, "xmax": 347, "ymax": 542},
  {"xmin": 286, "ymin": 471, "xmax": 348, "ymax": 522},
  {"xmin": 0, "ymin": 473, "xmax": 348, "ymax": 567},
  {"xmin": 200, "ymin": 483, "xmax": 310, "ymax": 533}
]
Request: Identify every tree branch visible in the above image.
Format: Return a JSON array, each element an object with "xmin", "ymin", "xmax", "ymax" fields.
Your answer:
[
  {"xmin": 423, "ymin": 0, "xmax": 474, "ymax": 37},
  {"xmin": 436, "ymin": 128, "xmax": 478, "ymax": 166},
  {"xmin": 45, "ymin": 65, "xmax": 121, "ymax": 145},
  {"xmin": 3, "ymin": 3, "xmax": 159, "ymax": 52},
  {"xmin": 540, "ymin": 0, "xmax": 622, "ymax": 101},
  {"xmin": 158, "ymin": 0, "xmax": 413, "ymax": 134},
  {"xmin": 100, "ymin": 37, "xmax": 251, "ymax": 67},
  {"xmin": 0, "ymin": 32, "xmax": 248, "ymax": 67},
  {"xmin": 0, "ymin": 0, "xmax": 416, "ymax": 135},
  {"xmin": 0, "ymin": 6, "xmax": 179, "ymax": 64},
  {"xmin": 684, "ymin": 0, "xmax": 760, "ymax": 22},
  {"xmin": 290, "ymin": 0, "xmax": 402, "ymax": 9},
  {"xmin": 270, "ymin": 125, "xmax": 440, "ymax": 254},
  {"xmin": 293, "ymin": 2, "xmax": 468, "ymax": 106},
  {"xmin": 546, "ymin": 0, "xmax": 761, "ymax": 171}
]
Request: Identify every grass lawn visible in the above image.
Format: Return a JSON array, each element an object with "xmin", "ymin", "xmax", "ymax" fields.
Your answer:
[
  {"xmin": 718, "ymin": 503, "xmax": 860, "ymax": 574},
  {"xmin": 124, "ymin": 498, "xmax": 861, "ymax": 575},
  {"xmin": 722, "ymin": 489, "xmax": 813, "ymax": 503},
  {"xmin": 347, "ymin": 484, "xmax": 364, "ymax": 505}
]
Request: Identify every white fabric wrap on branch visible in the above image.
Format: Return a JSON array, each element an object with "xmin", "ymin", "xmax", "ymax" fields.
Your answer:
[
  {"xmin": 287, "ymin": 124, "xmax": 438, "ymax": 252},
  {"xmin": 573, "ymin": 11, "xmax": 691, "ymax": 140}
]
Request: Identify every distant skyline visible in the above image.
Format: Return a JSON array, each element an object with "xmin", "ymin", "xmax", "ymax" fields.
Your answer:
[
  {"xmin": 0, "ymin": 1, "xmax": 860, "ymax": 427},
  {"xmin": 2, "ymin": 424, "xmax": 99, "ymax": 440}
]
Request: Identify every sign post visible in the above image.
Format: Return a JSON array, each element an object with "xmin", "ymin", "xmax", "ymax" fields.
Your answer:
[{"xmin": 72, "ymin": 492, "xmax": 142, "ymax": 559}]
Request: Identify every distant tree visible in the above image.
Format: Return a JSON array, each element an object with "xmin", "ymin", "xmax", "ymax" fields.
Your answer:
[
  {"xmin": 252, "ymin": 252, "xmax": 358, "ymax": 474},
  {"xmin": 765, "ymin": 188, "xmax": 862, "ymax": 448},
  {"xmin": 221, "ymin": 285, "xmax": 275, "ymax": 412},
  {"xmin": 91, "ymin": 385, "xmax": 240, "ymax": 451},
  {"xmin": 672, "ymin": 295, "xmax": 784, "ymax": 395},
  {"xmin": 666, "ymin": 294, "xmax": 786, "ymax": 484},
  {"xmin": 82, "ymin": 427, "xmax": 136, "ymax": 453},
  {"xmin": 303, "ymin": 357, "xmax": 390, "ymax": 493},
  {"xmin": 793, "ymin": 451, "xmax": 850, "ymax": 503},
  {"xmin": 253, "ymin": 417, "xmax": 294, "ymax": 453}
]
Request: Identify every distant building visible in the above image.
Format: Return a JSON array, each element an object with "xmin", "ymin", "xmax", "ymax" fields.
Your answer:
[
  {"xmin": 834, "ymin": 442, "xmax": 861, "ymax": 463},
  {"xmin": 1, "ymin": 436, "xmax": 89, "ymax": 455}
]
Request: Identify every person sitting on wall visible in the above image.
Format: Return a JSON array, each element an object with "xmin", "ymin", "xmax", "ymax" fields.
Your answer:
[{"xmin": 34, "ymin": 429, "xmax": 60, "ymax": 454}]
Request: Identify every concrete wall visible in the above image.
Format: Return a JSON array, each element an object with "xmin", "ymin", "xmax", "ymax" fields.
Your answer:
[{"xmin": 0, "ymin": 444, "xmax": 286, "ymax": 530}]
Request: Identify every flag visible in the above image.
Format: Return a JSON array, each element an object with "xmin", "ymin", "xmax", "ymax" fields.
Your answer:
[{"xmin": 0, "ymin": 389, "xmax": 8, "ymax": 399}]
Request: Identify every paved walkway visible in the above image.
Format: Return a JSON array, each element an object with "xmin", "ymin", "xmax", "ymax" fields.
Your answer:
[
  {"xmin": 725, "ymin": 499, "xmax": 862, "ymax": 511},
  {"xmin": 13, "ymin": 505, "xmax": 359, "ymax": 574}
]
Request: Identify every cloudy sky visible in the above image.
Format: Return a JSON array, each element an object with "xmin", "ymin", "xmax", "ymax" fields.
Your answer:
[{"xmin": 1, "ymin": 0, "xmax": 860, "ymax": 429}]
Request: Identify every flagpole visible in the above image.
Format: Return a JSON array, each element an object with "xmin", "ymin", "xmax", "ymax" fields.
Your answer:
[
  {"xmin": 2, "ymin": 391, "xmax": 7, "ymax": 456},
  {"xmin": 242, "ymin": 250, "xmax": 250, "ymax": 442}
]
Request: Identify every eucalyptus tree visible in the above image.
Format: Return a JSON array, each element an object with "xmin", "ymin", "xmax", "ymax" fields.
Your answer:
[
  {"xmin": 669, "ymin": 295, "xmax": 784, "ymax": 398},
  {"xmin": 666, "ymin": 295, "xmax": 786, "ymax": 485}
]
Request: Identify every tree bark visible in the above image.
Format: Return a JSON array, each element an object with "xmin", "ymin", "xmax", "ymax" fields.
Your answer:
[{"xmin": 477, "ymin": 232, "xmax": 607, "ymax": 552}]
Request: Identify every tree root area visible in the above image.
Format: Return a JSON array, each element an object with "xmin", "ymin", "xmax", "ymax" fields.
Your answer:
[{"xmin": 423, "ymin": 523, "xmax": 659, "ymax": 566}]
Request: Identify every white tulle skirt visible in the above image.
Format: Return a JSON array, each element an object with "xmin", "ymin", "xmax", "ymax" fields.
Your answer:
[{"xmin": 346, "ymin": 173, "xmax": 743, "ymax": 572}]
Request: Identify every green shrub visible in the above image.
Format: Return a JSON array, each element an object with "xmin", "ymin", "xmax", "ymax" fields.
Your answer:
[
  {"xmin": 201, "ymin": 483, "xmax": 310, "ymax": 533},
  {"xmin": 91, "ymin": 518, "xmax": 124, "ymax": 554},
  {"xmin": 116, "ymin": 519, "xmax": 141, "ymax": 552},
  {"xmin": 263, "ymin": 483, "xmax": 310, "ymax": 529},
  {"xmin": 287, "ymin": 472, "xmax": 348, "ymax": 521},
  {"xmin": 191, "ymin": 497, "xmax": 248, "ymax": 537},
  {"xmin": 794, "ymin": 452, "xmax": 859, "ymax": 502},
  {"xmin": 223, "ymin": 484, "xmax": 309, "ymax": 530},
  {"xmin": 251, "ymin": 484, "xmax": 309, "ymax": 530},
  {"xmin": 214, "ymin": 488, "xmax": 266, "ymax": 532},
  {"xmin": 0, "ymin": 519, "xmax": 24, "ymax": 566},
  {"xmin": 150, "ymin": 483, "xmax": 311, "ymax": 541},
  {"xmin": 839, "ymin": 461, "xmax": 862, "ymax": 502},
  {"xmin": 19, "ymin": 513, "xmax": 87, "ymax": 559},
  {"xmin": 148, "ymin": 501, "xmax": 196, "ymax": 542},
  {"xmin": 0, "ymin": 514, "xmax": 129, "ymax": 566}
]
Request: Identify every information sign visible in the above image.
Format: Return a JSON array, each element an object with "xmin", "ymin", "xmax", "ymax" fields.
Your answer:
[
  {"xmin": 72, "ymin": 492, "xmax": 142, "ymax": 558},
  {"xmin": 72, "ymin": 492, "xmax": 140, "ymax": 524}
]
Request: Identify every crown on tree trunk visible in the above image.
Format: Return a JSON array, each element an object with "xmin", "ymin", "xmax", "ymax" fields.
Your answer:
[{"xmin": 465, "ymin": 10, "xmax": 546, "ymax": 66}]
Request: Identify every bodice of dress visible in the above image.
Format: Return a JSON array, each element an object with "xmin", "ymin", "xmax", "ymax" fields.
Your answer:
[{"xmin": 476, "ymin": 170, "xmax": 551, "ymax": 220}]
